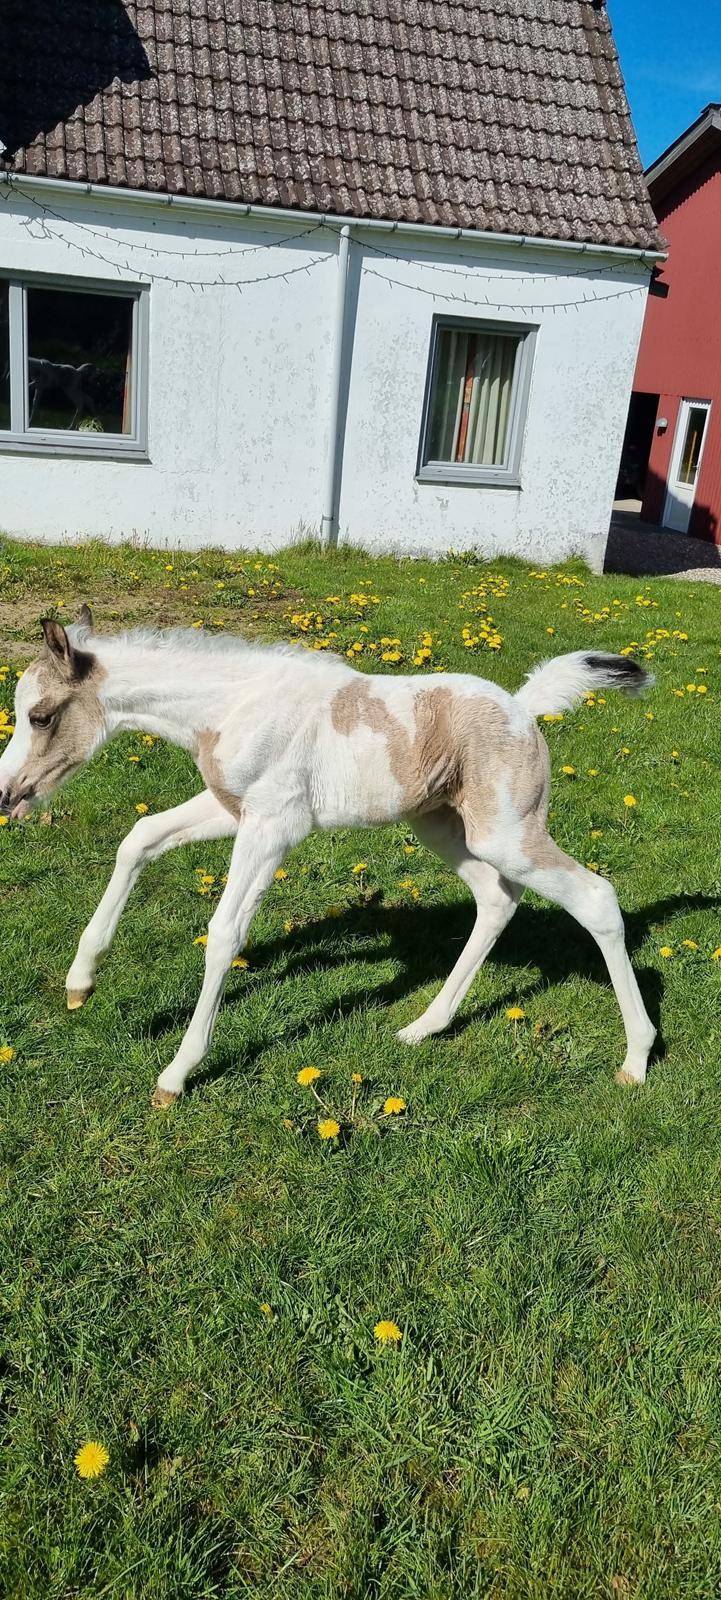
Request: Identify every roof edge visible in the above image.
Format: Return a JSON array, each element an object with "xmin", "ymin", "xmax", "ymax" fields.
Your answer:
[
  {"xmin": 0, "ymin": 171, "xmax": 667, "ymax": 265},
  {"xmin": 645, "ymin": 104, "xmax": 721, "ymax": 203}
]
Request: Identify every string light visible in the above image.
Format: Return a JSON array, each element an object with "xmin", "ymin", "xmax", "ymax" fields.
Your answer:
[{"xmin": 5, "ymin": 181, "xmax": 649, "ymax": 312}]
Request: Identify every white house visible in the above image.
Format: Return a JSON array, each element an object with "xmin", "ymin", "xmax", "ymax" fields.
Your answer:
[{"xmin": 0, "ymin": 0, "xmax": 661, "ymax": 566}]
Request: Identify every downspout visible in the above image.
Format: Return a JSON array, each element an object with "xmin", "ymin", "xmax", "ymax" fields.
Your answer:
[{"xmin": 321, "ymin": 223, "xmax": 351, "ymax": 548}]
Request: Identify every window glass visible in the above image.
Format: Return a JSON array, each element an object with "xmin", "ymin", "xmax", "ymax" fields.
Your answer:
[
  {"xmin": 26, "ymin": 287, "xmax": 133, "ymax": 434},
  {"xmin": 427, "ymin": 325, "xmax": 520, "ymax": 468},
  {"xmin": 0, "ymin": 283, "xmax": 9, "ymax": 429},
  {"xmin": 678, "ymin": 405, "xmax": 708, "ymax": 487}
]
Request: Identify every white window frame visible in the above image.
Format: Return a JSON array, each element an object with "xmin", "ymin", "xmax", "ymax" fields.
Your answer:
[
  {"xmin": 0, "ymin": 270, "xmax": 149, "ymax": 460},
  {"xmin": 416, "ymin": 315, "xmax": 537, "ymax": 488}
]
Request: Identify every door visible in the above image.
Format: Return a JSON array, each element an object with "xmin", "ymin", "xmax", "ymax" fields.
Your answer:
[{"xmin": 663, "ymin": 399, "xmax": 711, "ymax": 533}]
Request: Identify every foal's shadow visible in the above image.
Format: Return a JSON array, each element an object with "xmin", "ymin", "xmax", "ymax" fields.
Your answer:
[{"xmin": 141, "ymin": 891, "xmax": 719, "ymax": 1091}]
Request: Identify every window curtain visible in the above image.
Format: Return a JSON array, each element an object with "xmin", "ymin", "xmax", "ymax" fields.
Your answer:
[{"xmin": 429, "ymin": 328, "xmax": 518, "ymax": 466}]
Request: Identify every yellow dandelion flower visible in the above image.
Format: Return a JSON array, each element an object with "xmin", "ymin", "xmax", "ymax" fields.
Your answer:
[
  {"xmin": 623, "ymin": 794, "xmax": 637, "ymax": 808},
  {"xmin": 284, "ymin": 919, "xmax": 294, "ymax": 933},
  {"xmin": 193, "ymin": 934, "xmax": 208, "ymax": 946},
  {"xmin": 403, "ymin": 844, "xmax": 417, "ymax": 854},
  {"xmin": 297, "ymin": 1066, "xmax": 321, "ymax": 1086},
  {"xmin": 260, "ymin": 1302, "xmax": 273, "ymax": 1316},
  {"xmin": 231, "ymin": 956, "xmax": 249, "ymax": 969},
  {"xmin": 0, "ymin": 816, "xmax": 8, "ymax": 827},
  {"xmin": 318, "ymin": 1118, "xmax": 340, "ymax": 1140},
  {"xmin": 0, "ymin": 1045, "xmax": 15, "ymax": 1064},
  {"xmin": 588, "ymin": 767, "xmax": 600, "ymax": 777},
  {"xmin": 383, "ymin": 1096, "xmax": 407, "ymax": 1114},
  {"xmin": 398, "ymin": 878, "xmax": 415, "ymax": 890},
  {"xmin": 696, "ymin": 684, "xmax": 708, "ymax": 694},
  {"xmin": 681, "ymin": 940, "xmax": 699, "ymax": 950},
  {"xmin": 587, "ymin": 863, "xmax": 599, "ymax": 873},
  {"xmin": 590, "ymin": 829, "xmax": 603, "ymax": 839},
  {"xmin": 659, "ymin": 946, "xmax": 673, "ymax": 958},
  {"xmin": 352, "ymin": 1072, "xmax": 363, "ymax": 1084},
  {"xmin": 561, "ymin": 766, "xmax": 576, "ymax": 776},
  {"xmin": 374, "ymin": 1320, "xmax": 402, "ymax": 1344},
  {"xmin": 127, "ymin": 754, "xmax": 141, "ymax": 763},
  {"xmin": 352, "ymin": 862, "xmax": 367, "ymax": 875},
  {"xmin": 712, "ymin": 948, "xmax": 721, "ymax": 962},
  {"xmin": 74, "ymin": 1441, "xmax": 109, "ymax": 1480},
  {"xmin": 274, "ymin": 868, "xmax": 288, "ymax": 881},
  {"xmin": 506, "ymin": 1006, "xmax": 526, "ymax": 1021},
  {"xmin": 135, "ymin": 802, "xmax": 149, "ymax": 815}
]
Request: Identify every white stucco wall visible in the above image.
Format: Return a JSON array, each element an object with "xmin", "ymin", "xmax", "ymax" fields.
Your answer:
[{"xmin": 0, "ymin": 182, "xmax": 650, "ymax": 566}]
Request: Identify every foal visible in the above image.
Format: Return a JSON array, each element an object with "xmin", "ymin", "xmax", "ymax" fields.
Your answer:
[{"xmin": 0, "ymin": 615, "xmax": 656, "ymax": 1103}]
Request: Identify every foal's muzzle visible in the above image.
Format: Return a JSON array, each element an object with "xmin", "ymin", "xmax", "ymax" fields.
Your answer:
[{"xmin": 0, "ymin": 784, "xmax": 33, "ymax": 820}]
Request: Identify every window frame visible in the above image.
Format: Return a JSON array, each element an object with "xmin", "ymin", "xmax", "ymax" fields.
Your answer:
[
  {"xmin": 416, "ymin": 314, "xmax": 537, "ymax": 489},
  {"xmin": 0, "ymin": 269, "xmax": 149, "ymax": 460}
]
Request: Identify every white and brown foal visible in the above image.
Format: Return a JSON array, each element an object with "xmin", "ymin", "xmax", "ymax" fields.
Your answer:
[{"xmin": 0, "ymin": 614, "xmax": 656, "ymax": 1103}]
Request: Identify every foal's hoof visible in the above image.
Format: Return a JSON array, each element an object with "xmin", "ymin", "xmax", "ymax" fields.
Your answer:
[
  {"xmin": 150, "ymin": 1086, "xmax": 179, "ymax": 1109},
  {"xmin": 66, "ymin": 987, "xmax": 94, "ymax": 1011},
  {"xmin": 615, "ymin": 1068, "xmax": 645, "ymax": 1088}
]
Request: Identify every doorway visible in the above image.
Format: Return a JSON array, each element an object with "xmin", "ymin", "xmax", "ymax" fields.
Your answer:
[
  {"xmin": 663, "ymin": 399, "xmax": 711, "ymax": 533},
  {"xmin": 615, "ymin": 390, "xmax": 659, "ymax": 501}
]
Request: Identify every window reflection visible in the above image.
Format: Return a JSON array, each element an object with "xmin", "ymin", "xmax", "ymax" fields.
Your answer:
[{"xmin": 27, "ymin": 288, "xmax": 133, "ymax": 434}]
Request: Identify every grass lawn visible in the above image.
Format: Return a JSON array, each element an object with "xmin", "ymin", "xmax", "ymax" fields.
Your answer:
[{"xmin": 1, "ymin": 535, "xmax": 721, "ymax": 1598}]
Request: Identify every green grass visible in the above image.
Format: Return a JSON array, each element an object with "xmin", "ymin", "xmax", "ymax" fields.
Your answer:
[{"xmin": 1, "ymin": 535, "xmax": 721, "ymax": 1598}]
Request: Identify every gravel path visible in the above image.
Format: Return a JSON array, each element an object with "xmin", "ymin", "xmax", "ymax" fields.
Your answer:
[{"xmin": 604, "ymin": 509, "xmax": 721, "ymax": 584}]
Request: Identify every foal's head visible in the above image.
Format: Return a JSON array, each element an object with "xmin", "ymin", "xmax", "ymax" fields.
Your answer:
[{"xmin": 0, "ymin": 609, "xmax": 105, "ymax": 819}]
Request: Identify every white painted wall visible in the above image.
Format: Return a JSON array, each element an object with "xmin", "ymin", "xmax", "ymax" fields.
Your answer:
[{"xmin": 0, "ymin": 184, "xmax": 649, "ymax": 567}]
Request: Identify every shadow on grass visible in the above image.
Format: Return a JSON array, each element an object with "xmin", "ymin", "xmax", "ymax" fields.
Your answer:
[{"xmin": 138, "ymin": 891, "xmax": 720, "ymax": 1093}]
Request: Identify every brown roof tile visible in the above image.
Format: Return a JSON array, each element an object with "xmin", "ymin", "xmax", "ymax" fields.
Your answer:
[{"xmin": 0, "ymin": 0, "xmax": 660, "ymax": 249}]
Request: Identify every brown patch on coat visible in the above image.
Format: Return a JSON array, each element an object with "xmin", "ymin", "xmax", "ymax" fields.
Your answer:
[
  {"xmin": 196, "ymin": 729, "xmax": 243, "ymax": 822},
  {"xmin": 331, "ymin": 675, "xmax": 582, "ymax": 875},
  {"xmin": 331, "ymin": 678, "xmax": 513, "ymax": 832}
]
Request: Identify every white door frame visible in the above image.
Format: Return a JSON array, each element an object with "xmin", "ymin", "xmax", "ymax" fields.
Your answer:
[{"xmin": 663, "ymin": 398, "xmax": 711, "ymax": 534}]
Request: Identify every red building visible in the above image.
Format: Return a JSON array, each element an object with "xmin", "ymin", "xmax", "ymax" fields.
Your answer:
[{"xmin": 618, "ymin": 104, "xmax": 721, "ymax": 542}]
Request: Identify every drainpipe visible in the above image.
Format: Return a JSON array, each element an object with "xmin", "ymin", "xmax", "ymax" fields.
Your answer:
[{"xmin": 321, "ymin": 224, "xmax": 351, "ymax": 548}]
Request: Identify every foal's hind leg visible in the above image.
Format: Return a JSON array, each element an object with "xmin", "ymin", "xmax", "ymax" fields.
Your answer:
[
  {"xmin": 477, "ymin": 827, "xmax": 655, "ymax": 1085},
  {"xmin": 397, "ymin": 808, "xmax": 521, "ymax": 1044}
]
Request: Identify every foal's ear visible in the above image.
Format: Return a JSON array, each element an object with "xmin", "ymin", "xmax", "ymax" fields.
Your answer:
[
  {"xmin": 78, "ymin": 603, "xmax": 94, "ymax": 629},
  {"xmin": 41, "ymin": 618, "xmax": 82, "ymax": 680}
]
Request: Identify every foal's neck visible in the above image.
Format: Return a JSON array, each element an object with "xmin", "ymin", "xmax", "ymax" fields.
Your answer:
[{"xmin": 95, "ymin": 635, "xmax": 259, "ymax": 751}]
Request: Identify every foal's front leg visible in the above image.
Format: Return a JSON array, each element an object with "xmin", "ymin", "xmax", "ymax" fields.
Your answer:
[
  {"xmin": 152, "ymin": 806, "xmax": 309, "ymax": 1106},
  {"xmin": 65, "ymin": 791, "xmax": 236, "ymax": 1007}
]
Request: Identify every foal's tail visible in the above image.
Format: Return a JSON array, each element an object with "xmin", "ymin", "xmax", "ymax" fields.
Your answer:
[{"xmin": 516, "ymin": 650, "xmax": 652, "ymax": 717}]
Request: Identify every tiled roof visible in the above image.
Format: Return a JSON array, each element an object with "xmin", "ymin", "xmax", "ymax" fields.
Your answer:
[{"xmin": 0, "ymin": 0, "xmax": 661, "ymax": 250}]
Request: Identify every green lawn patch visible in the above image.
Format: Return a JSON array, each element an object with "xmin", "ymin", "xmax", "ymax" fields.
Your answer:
[{"xmin": 1, "ymin": 535, "xmax": 721, "ymax": 1597}]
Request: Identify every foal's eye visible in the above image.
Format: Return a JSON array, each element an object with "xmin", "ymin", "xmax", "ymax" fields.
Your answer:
[{"xmin": 29, "ymin": 711, "xmax": 53, "ymax": 729}]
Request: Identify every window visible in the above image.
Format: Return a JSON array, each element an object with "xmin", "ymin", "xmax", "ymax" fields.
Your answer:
[
  {"xmin": 0, "ymin": 275, "xmax": 148, "ymax": 457},
  {"xmin": 417, "ymin": 317, "xmax": 536, "ymax": 486},
  {"xmin": 677, "ymin": 404, "xmax": 708, "ymax": 487}
]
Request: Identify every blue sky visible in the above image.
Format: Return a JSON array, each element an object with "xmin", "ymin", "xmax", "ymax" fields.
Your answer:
[{"xmin": 607, "ymin": 0, "xmax": 720, "ymax": 168}]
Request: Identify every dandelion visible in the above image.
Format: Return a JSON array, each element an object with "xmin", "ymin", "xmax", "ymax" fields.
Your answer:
[
  {"xmin": 352, "ymin": 863, "xmax": 367, "ymax": 875},
  {"xmin": 712, "ymin": 949, "xmax": 721, "ymax": 962},
  {"xmin": 0, "ymin": 816, "xmax": 8, "ymax": 827},
  {"xmin": 127, "ymin": 755, "xmax": 141, "ymax": 763},
  {"xmin": 659, "ymin": 947, "xmax": 673, "ymax": 958},
  {"xmin": 352, "ymin": 1073, "xmax": 363, "ymax": 1084},
  {"xmin": 297, "ymin": 1066, "xmax": 321, "ymax": 1086},
  {"xmin": 623, "ymin": 795, "xmax": 637, "ymax": 808},
  {"xmin": 590, "ymin": 829, "xmax": 603, "ymax": 840},
  {"xmin": 681, "ymin": 940, "xmax": 699, "ymax": 950},
  {"xmin": 274, "ymin": 868, "xmax": 288, "ymax": 881},
  {"xmin": 506, "ymin": 1006, "xmax": 525, "ymax": 1022},
  {"xmin": 284, "ymin": 919, "xmax": 294, "ymax": 933},
  {"xmin": 587, "ymin": 768, "xmax": 600, "ymax": 777},
  {"xmin": 561, "ymin": 765, "xmax": 576, "ymax": 777},
  {"xmin": 398, "ymin": 878, "xmax": 415, "ymax": 890},
  {"xmin": 384, "ymin": 1096, "xmax": 407, "ymax": 1115},
  {"xmin": 135, "ymin": 803, "xmax": 149, "ymax": 815},
  {"xmin": 587, "ymin": 863, "xmax": 599, "ymax": 873},
  {"xmin": 0, "ymin": 1045, "xmax": 15, "ymax": 1064},
  {"xmin": 403, "ymin": 844, "xmax": 417, "ymax": 855},
  {"xmin": 231, "ymin": 956, "xmax": 249, "ymax": 969},
  {"xmin": 74, "ymin": 1441, "xmax": 109, "ymax": 1480},
  {"xmin": 374, "ymin": 1320, "xmax": 402, "ymax": 1344},
  {"xmin": 260, "ymin": 1302, "xmax": 273, "ymax": 1317},
  {"xmin": 696, "ymin": 684, "xmax": 708, "ymax": 694},
  {"xmin": 193, "ymin": 934, "xmax": 208, "ymax": 946},
  {"xmin": 318, "ymin": 1118, "xmax": 340, "ymax": 1140}
]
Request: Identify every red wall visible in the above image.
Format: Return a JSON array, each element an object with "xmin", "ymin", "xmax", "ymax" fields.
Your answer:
[{"xmin": 633, "ymin": 150, "xmax": 721, "ymax": 541}]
